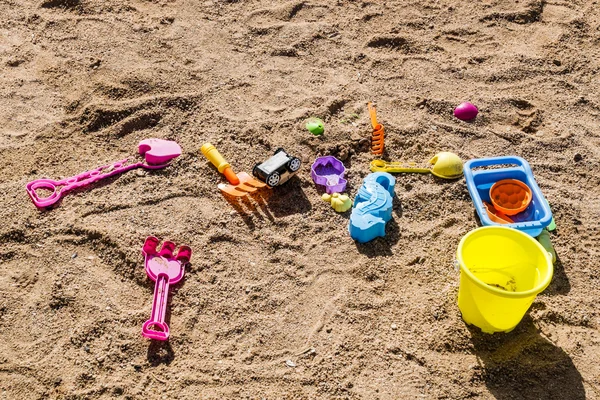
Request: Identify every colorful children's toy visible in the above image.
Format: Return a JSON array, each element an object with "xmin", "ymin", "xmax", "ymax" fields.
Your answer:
[
  {"xmin": 483, "ymin": 201, "xmax": 513, "ymax": 224},
  {"xmin": 454, "ymin": 102, "xmax": 478, "ymax": 121},
  {"xmin": 305, "ymin": 118, "xmax": 325, "ymax": 136},
  {"xmin": 368, "ymin": 102, "xmax": 384, "ymax": 155},
  {"xmin": 311, "ymin": 156, "xmax": 347, "ymax": 194},
  {"xmin": 142, "ymin": 237, "xmax": 192, "ymax": 341},
  {"xmin": 456, "ymin": 226, "xmax": 553, "ymax": 333},
  {"xmin": 370, "ymin": 152, "xmax": 463, "ymax": 180},
  {"xmin": 546, "ymin": 200, "xmax": 556, "ymax": 231},
  {"xmin": 490, "ymin": 179, "xmax": 532, "ymax": 216},
  {"xmin": 463, "ymin": 156, "xmax": 552, "ymax": 237},
  {"xmin": 322, "ymin": 192, "xmax": 352, "ymax": 212},
  {"xmin": 536, "ymin": 229, "xmax": 557, "ymax": 264},
  {"xmin": 349, "ymin": 172, "xmax": 395, "ymax": 243},
  {"xmin": 26, "ymin": 139, "xmax": 181, "ymax": 208},
  {"xmin": 201, "ymin": 143, "xmax": 266, "ymax": 197},
  {"xmin": 252, "ymin": 148, "xmax": 301, "ymax": 188}
]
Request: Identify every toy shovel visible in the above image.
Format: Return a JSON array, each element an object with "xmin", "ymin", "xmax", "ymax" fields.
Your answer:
[
  {"xmin": 200, "ymin": 143, "xmax": 266, "ymax": 197},
  {"xmin": 142, "ymin": 237, "xmax": 192, "ymax": 341},
  {"xmin": 26, "ymin": 139, "xmax": 181, "ymax": 208},
  {"xmin": 370, "ymin": 152, "xmax": 463, "ymax": 180}
]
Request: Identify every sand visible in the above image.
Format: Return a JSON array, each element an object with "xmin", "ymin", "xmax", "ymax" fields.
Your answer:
[{"xmin": 1, "ymin": 0, "xmax": 600, "ymax": 398}]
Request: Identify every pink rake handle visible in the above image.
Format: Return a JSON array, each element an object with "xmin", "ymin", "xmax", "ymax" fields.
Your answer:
[
  {"xmin": 142, "ymin": 274, "xmax": 172, "ymax": 340},
  {"xmin": 142, "ymin": 237, "xmax": 192, "ymax": 341}
]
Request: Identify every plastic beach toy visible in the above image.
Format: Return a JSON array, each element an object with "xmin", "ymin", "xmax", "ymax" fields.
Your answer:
[
  {"xmin": 26, "ymin": 139, "xmax": 181, "ymax": 208},
  {"xmin": 201, "ymin": 143, "xmax": 266, "ymax": 197},
  {"xmin": 456, "ymin": 226, "xmax": 553, "ymax": 333},
  {"xmin": 252, "ymin": 148, "xmax": 301, "ymax": 188},
  {"xmin": 370, "ymin": 152, "xmax": 463, "ymax": 180},
  {"xmin": 463, "ymin": 156, "xmax": 552, "ymax": 237},
  {"xmin": 305, "ymin": 118, "xmax": 325, "ymax": 135},
  {"xmin": 483, "ymin": 201, "xmax": 513, "ymax": 224},
  {"xmin": 368, "ymin": 102, "xmax": 384, "ymax": 155},
  {"xmin": 322, "ymin": 192, "xmax": 352, "ymax": 212},
  {"xmin": 142, "ymin": 237, "xmax": 192, "ymax": 341},
  {"xmin": 546, "ymin": 200, "xmax": 556, "ymax": 231},
  {"xmin": 454, "ymin": 102, "xmax": 478, "ymax": 121},
  {"xmin": 536, "ymin": 229, "xmax": 556, "ymax": 264},
  {"xmin": 490, "ymin": 179, "xmax": 532, "ymax": 216},
  {"xmin": 349, "ymin": 172, "xmax": 395, "ymax": 243},
  {"xmin": 311, "ymin": 156, "xmax": 347, "ymax": 194}
]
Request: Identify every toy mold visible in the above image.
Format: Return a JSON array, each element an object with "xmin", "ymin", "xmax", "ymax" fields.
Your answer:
[
  {"xmin": 322, "ymin": 192, "xmax": 352, "ymax": 212},
  {"xmin": 311, "ymin": 156, "xmax": 347, "ymax": 194},
  {"xmin": 349, "ymin": 172, "xmax": 395, "ymax": 243}
]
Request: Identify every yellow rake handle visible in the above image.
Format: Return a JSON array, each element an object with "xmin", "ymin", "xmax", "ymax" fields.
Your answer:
[{"xmin": 201, "ymin": 143, "xmax": 240, "ymax": 185}]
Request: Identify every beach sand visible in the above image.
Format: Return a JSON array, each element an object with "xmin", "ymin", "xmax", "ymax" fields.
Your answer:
[{"xmin": 1, "ymin": 0, "xmax": 599, "ymax": 398}]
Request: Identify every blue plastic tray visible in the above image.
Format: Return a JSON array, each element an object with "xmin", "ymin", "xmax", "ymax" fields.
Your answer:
[{"xmin": 463, "ymin": 156, "xmax": 552, "ymax": 237}]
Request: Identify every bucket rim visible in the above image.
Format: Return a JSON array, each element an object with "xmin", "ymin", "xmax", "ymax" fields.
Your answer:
[{"xmin": 456, "ymin": 226, "xmax": 553, "ymax": 298}]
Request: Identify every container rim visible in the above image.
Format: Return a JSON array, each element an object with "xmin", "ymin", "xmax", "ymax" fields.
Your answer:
[{"xmin": 456, "ymin": 226, "xmax": 553, "ymax": 298}]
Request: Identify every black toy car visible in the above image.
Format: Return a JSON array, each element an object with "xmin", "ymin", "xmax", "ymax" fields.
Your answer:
[{"xmin": 252, "ymin": 148, "xmax": 301, "ymax": 188}]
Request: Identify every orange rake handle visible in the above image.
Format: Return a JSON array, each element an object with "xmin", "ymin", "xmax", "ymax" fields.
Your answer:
[
  {"xmin": 368, "ymin": 102, "xmax": 384, "ymax": 155},
  {"xmin": 200, "ymin": 143, "xmax": 240, "ymax": 185}
]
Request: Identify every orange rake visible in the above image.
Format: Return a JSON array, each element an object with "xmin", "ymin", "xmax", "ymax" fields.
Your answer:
[
  {"xmin": 368, "ymin": 102, "xmax": 384, "ymax": 155},
  {"xmin": 201, "ymin": 143, "xmax": 266, "ymax": 197}
]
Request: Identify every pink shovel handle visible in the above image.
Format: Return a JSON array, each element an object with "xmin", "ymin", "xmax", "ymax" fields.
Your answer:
[
  {"xmin": 26, "ymin": 179, "xmax": 63, "ymax": 208},
  {"xmin": 25, "ymin": 159, "xmax": 142, "ymax": 208}
]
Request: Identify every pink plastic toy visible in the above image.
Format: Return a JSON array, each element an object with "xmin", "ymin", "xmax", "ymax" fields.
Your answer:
[
  {"xmin": 26, "ymin": 139, "xmax": 182, "ymax": 208},
  {"xmin": 142, "ymin": 236, "xmax": 192, "ymax": 341},
  {"xmin": 454, "ymin": 102, "xmax": 479, "ymax": 121}
]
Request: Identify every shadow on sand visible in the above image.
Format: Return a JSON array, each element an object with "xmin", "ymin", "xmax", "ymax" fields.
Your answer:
[{"xmin": 468, "ymin": 316, "xmax": 585, "ymax": 399}]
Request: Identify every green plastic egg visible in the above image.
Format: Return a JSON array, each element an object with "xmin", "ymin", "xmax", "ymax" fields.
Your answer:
[{"xmin": 305, "ymin": 118, "xmax": 324, "ymax": 135}]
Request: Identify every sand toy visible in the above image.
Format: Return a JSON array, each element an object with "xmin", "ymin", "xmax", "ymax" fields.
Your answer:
[
  {"xmin": 463, "ymin": 156, "xmax": 552, "ymax": 237},
  {"xmin": 370, "ymin": 152, "xmax": 463, "ymax": 180},
  {"xmin": 305, "ymin": 118, "xmax": 325, "ymax": 135},
  {"xmin": 456, "ymin": 226, "xmax": 553, "ymax": 333},
  {"xmin": 252, "ymin": 148, "xmax": 301, "ymax": 188},
  {"xmin": 483, "ymin": 201, "xmax": 514, "ymax": 224},
  {"xmin": 454, "ymin": 102, "xmax": 479, "ymax": 121},
  {"xmin": 311, "ymin": 156, "xmax": 347, "ymax": 194},
  {"xmin": 26, "ymin": 139, "xmax": 181, "ymax": 208},
  {"xmin": 368, "ymin": 102, "xmax": 384, "ymax": 155},
  {"xmin": 142, "ymin": 237, "xmax": 192, "ymax": 341},
  {"xmin": 490, "ymin": 179, "xmax": 532, "ymax": 216},
  {"xmin": 536, "ymin": 229, "xmax": 557, "ymax": 264},
  {"xmin": 201, "ymin": 143, "xmax": 266, "ymax": 197},
  {"xmin": 322, "ymin": 192, "xmax": 352, "ymax": 212},
  {"xmin": 349, "ymin": 172, "xmax": 395, "ymax": 243}
]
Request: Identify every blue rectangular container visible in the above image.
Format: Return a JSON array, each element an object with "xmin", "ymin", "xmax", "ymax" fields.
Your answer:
[{"xmin": 463, "ymin": 156, "xmax": 552, "ymax": 237}]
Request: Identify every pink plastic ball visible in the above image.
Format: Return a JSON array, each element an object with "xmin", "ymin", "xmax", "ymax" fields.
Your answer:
[{"xmin": 454, "ymin": 102, "xmax": 478, "ymax": 121}]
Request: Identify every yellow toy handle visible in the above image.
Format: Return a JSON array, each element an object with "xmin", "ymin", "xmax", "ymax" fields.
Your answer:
[
  {"xmin": 370, "ymin": 159, "xmax": 431, "ymax": 174},
  {"xmin": 201, "ymin": 143, "xmax": 240, "ymax": 185}
]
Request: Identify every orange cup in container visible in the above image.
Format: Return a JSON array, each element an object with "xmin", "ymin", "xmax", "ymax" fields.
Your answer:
[{"xmin": 490, "ymin": 179, "xmax": 532, "ymax": 216}]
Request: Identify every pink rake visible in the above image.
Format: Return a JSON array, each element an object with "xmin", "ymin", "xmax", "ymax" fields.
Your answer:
[{"xmin": 141, "ymin": 236, "xmax": 192, "ymax": 341}]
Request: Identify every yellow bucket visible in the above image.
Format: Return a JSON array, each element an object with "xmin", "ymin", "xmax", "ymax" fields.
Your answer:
[{"xmin": 457, "ymin": 226, "xmax": 553, "ymax": 333}]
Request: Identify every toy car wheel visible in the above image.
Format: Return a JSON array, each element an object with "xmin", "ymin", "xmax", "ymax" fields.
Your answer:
[
  {"xmin": 266, "ymin": 172, "xmax": 280, "ymax": 187},
  {"xmin": 274, "ymin": 148, "xmax": 285, "ymax": 155},
  {"xmin": 287, "ymin": 157, "xmax": 301, "ymax": 172},
  {"xmin": 252, "ymin": 163, "xmax": 260, "ymax": 178}
]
